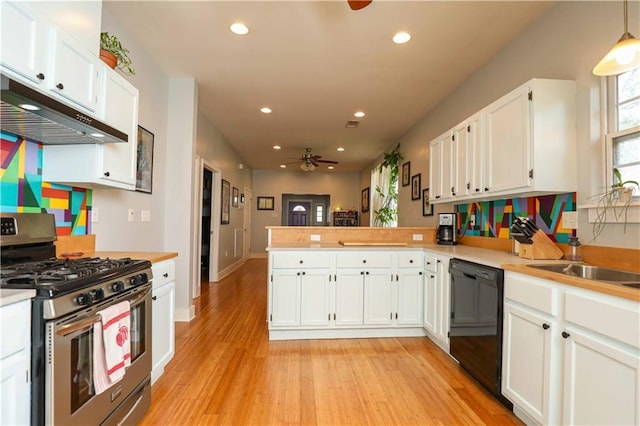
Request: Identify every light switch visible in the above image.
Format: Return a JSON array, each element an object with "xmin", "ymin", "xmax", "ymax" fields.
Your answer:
[
  {"xmin": 141, "ymin": 210, "xmax": 151, "ymax": 222},
  {"xmin": 91, "ymin": 208, "xmax": 99, "ymax": 223},
  {"xmin": 562, "ymin": 211, "xmax": 577, "ymax": 229},
  {"xmin": 128, "ymin": 209, "xmax": 135, "ymax": 223}
]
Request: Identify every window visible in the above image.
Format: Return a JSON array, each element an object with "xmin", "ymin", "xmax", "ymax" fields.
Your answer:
[
  {"xmin": 606, "ymin": 69, "xmax": 640, "ymax": 190},
  {"xmin": 316, "ymin": 205, "xmax": 323, "ymax": 223}
]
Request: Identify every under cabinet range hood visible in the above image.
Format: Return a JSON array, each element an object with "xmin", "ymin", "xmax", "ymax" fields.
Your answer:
[{"xmin": 0, "ymin": 74, "xmax": 127, "ymax": 144}]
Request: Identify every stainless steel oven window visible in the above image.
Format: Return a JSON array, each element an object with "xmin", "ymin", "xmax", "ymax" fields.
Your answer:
[
  {"xmin": 71, "ymin": 328, "xmax": 95, "ymax": 411},
  {"xmin": 130, "ymin": 301, "xmax": 146, "ymax": 362}
]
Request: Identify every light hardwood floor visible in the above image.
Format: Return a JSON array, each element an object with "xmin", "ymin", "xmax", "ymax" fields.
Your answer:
[{"xmin": 140, "ymin": 258, "xmax": 521, "ymax": 425}]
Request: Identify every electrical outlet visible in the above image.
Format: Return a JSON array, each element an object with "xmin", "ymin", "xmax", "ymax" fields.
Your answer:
[
  {"xmin": 91, "ymin": 208, "xmax": 99, "ymax": 223},
  {"xmin": 412, "ymin": 234, "xmax": 423, "ymax": 241},
  {"xmin": 141, "ymin": 210, "xmax": 151, "ymax": 222},
  {"xmin": 310, "ymin": 234, "xmax": 321, "ymax": 241},
  {"xmin": 128, "ymin": 209, "xmax": 135, "ymax": 223},
  {"xmin": 562, "ymin": 211, "xmax": 577, "ymax": 229},
  {"xmin": 470, "ymin": 214, "xmax": 476, "ymax": 227}
]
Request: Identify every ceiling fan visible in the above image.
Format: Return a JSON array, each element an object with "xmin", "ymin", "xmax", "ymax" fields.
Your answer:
[
  {"xmin": 348, "ymin": 0, "xmax": 372, "ymax": 10},
  {"xmin": 287, "ymin": 148, "xmax": 339, "ymax": 172}
]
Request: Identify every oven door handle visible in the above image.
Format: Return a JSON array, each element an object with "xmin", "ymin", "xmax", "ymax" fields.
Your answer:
[{"xmin": 56, "ymin": 288, "xmax": 151, "ymax": 337}]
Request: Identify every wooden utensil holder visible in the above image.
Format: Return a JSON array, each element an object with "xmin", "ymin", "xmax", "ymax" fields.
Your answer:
[{"xmin": 518, "ymin": 230, "xmax": 564, "ymax": 260}]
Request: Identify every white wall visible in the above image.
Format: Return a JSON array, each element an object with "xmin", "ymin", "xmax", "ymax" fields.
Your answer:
[
  {"xmin": 368, "ymin": 1, "xmax": 639, "ymax": 249},
  {"xmin": 196, "ymin": 114, "xmax": 253, "ymax": 272},
  {"xmin": 252, "ymin": 170, "xmax": 360, "ymax": 253}
]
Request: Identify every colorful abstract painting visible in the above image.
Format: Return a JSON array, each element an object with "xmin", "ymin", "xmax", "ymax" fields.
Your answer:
[
  {"xmin": 456, "ymin": 193, "xmax": 577, "ymax": 243},
  {"xmin": 0, "ymin": 132, "xmax": 92, "ymax": 235}
]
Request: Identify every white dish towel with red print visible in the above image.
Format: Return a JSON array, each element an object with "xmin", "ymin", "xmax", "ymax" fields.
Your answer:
[{"xmin": 93, "ymin": 301, "xmax": 131, "ymax": 394}]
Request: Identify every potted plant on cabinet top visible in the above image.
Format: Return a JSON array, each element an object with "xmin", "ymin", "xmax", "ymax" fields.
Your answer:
[
  {"xmin": 100, "ymin": 32, "xmax": 136, "ymax": 75},
  {"xmin": 588, "ymin": 167, "xmax": 639, "ymax": 241},
  {"xmin": 373, "ymin": 144, "xmax": 402, "ymax": 227}
]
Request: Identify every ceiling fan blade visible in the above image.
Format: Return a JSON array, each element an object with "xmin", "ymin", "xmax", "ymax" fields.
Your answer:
[
  {"xmin": 348, "ymin": 0, "xmax": 372, "ymax": 10},
  {"xmin": 316, "ymin": 160, "xmax": 339, "ymax": 164}
]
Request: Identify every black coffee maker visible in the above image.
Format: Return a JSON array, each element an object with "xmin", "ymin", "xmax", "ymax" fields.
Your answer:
[{"xmin": 436, "ymin": 213, "xmax": 457, "ymax": 245}]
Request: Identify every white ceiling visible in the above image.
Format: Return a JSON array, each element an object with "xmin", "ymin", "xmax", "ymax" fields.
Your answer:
[{"xmin": 105, "ymin": 0, "xmax": 555, "ymax": 172}]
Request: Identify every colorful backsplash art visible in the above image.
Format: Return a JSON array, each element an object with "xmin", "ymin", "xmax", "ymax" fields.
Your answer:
[
  {"xmin": 456, "ymin": 193, "xmax": 577, "ymax": 243},
  {"xmin": 0, "ymin": 132, "xmax": 92, "ymax": 236}
]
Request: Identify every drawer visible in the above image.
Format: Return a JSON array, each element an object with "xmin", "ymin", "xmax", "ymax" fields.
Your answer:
[
  {"xmin": 424, "ymin": 253, "xmax": 438, "ymax": 272},
  {"xmin": 0, "ymin": 300, "xmax": 30, "ymax": 359},
  {"xmin": 398, "ymin": 251, "xmax": 423, "ymax": 268},
  {"xmin": 504, "ymin": 271, "xmax": 558, "ymax": 316},
  {"xmin": 565, "ymin": 290, "xmax": 639, "ymax": 348},
  {"xmin": 152, "ymin": 259, "xmax": 175, "ymax": 288},
  {"xmin": 271, "ymin": 252, "xmax": 332, "ymax": 269},
  {"xmin": 336, "ymin": 251, "xmax": 392, "ymax": 268}
]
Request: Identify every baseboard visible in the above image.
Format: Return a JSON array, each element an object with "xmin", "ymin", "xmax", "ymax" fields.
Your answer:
[
  {"xmin": 218, "ymin": 258, "xmax": 247, "ymax": 280},
  {"xmin": 251, "ymin": 252, "xmax": 268, "ymax": 259},
  {"xmin": 175, "ymin": 305, "xmax": 195, "ymax": 322},
  {"xmin": 268, "ymin": 327, "xmax": 427, "ymax": 341}
]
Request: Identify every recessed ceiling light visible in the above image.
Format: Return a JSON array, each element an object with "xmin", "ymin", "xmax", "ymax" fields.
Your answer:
[
  {"xmin": 280, "ymin": 164, "xmax": 286, "ymax": 168},
  {"xmin": 261, "ymin": 107, "xmax": 272, "ymax": 114},
  {"xmin": 392, "ymin": 32, "xmax": 411, "ymax": 44},
  {"xmin": 230, "ymin": 22, "xmax": 249, "ymax": 35},
  {"xmin": 19, "ymin": 103, "xmax": 40, "ymax": 111},
  {"xmin": 337, "ymin": 147, "xmax": 345, "ymax": 152},
  {"xmin": 273, "ymin": 145, "xmax": 281, "ymax": 150},
  {"xmin": 328, "ymin": 166, "xmax": 334, "ymax": 170},
  {"xmin": 354, "ymin": 111, "xmax": 365, "ymax": 118}
]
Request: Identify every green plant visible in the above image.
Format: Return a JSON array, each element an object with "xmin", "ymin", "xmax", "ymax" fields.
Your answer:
[
  {"xmin": 588, "ymin": 167, "xmax": 638, "ymax": 242},
  {"xmin": 373, "ymin": 144, "xmax": 402, "ymax": 227},
  {"xmin": 100, "ymin": 32, "xmax": 135, "ymax": 75}
]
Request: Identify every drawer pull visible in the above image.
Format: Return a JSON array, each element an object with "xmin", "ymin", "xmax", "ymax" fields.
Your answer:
[
  {"xmin": 409, "ymin": 259, "xmax": 413, "ymax": 263},
  {"xmin": 163, "ymin": 273, "xmax": 169, "ymax": 278},
  {"xmin": 56, "ymin": 83, "xmax": 64, "ymax": 90},
  {"xmin": 562, "ymin": 331, "xmax": 570, "ymax": 339},
  {"xmin": 36, "ymin": 73, "xmax": 45, "ymax": 80},
  {"xmin": 542, "ymin": 323, "xmax": 550, "ymax": 330}
]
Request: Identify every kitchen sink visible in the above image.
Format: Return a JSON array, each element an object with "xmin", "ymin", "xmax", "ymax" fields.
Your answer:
[{"xmin": 527, "ymin": 264, "xmax": 640, "ymax": 286}]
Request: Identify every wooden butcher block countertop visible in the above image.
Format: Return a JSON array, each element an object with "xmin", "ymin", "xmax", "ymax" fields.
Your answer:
[{"xmin": 60, "ymin": 251, "xmax": 178, "ymax": 264}]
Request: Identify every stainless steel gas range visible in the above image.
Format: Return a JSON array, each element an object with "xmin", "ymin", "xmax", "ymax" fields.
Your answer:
[{"xmin": 0, "ymin": 213, "xmax": 153, "ymax": 425}]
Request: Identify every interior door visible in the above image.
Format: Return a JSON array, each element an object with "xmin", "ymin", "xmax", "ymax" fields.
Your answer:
[{"xmin": 243, "ymin": 187, "xmax": 252, "ymax": 259}]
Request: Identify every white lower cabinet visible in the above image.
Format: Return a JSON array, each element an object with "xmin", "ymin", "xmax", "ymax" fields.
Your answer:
[
  {"xmin": 422, "ymin": 252, "xmax": 451, "ymax": 350},
  {"xmin": 268, "ymin": 250, "xmax": 426, "ymax": 339},
  {"xmin": 502, "ymin": 271, "xmax": 640, "ymax": 425},
  {"xmin": 0, "ymin": 298, "xmax": 31, "ymax": 426},
  {"xmin": 151, "ymin": 259, "xmax": 176, "ymax": 384}
]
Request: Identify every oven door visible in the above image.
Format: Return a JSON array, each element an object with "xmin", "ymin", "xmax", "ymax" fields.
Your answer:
[{"xmin": 46, "ymin": 283, "xmax": 152, "ymax": 426}]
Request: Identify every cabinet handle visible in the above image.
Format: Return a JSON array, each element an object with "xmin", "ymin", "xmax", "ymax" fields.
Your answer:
[
  {"xmin": 484, "ymin": 187, "xmax": 489, "ymax": 191},
  {"xmin": 437, "ymin": 260, "xmax": 441, "ymax": 263},
  {"xmin": 104, "ymin": 171, "xmax": 110, "ymax": 177},
  {"xmin": 466, "ymin": 183, "xmax": 470, "ymax": 190},
  {"xmin": 562, "ymin": 331, "xmax": 570, "ymax": 339},
  {"xmin": 152, "ymin": 296, "xmax": 157, "ymax": 301},
  {"xmin": 475, "ymin": 188, "xmax": 480, "ymax": 192},
  {"xmin": 302, "ymin": 272, "xmax": 306, "ymax": 275},
  {"xmin": 297, "ymin": 272, "xmax": 301, "ymax": 276},
  {"xmin": 395, "ymin": 313, "xmax": 398, "ymax": 320},
  {"xmin": 328, "ymin": 314, "xmax": 331, "ymax": 321},
  {"xmin": 542, "ymin": 323, "xmax": 550, "ymax": 330},
  {"xmin": 334, "ymin": 313, "xmax": 336, "ymax": 320},
  {"xmin": 361, "ymin": 271, "xmax": 364, "ymax": 275},
  {"xmin": 299, "ymin": 260, "xmax": 303, "ymax": 264},
  {"xmin": 409, "ymin": 259, "xmax": 413, "ymax": 263},
  {"xmin": 419, "ymin": 272, "xmax": 423, "ymax": 275},
  {"xmin": 435, "ymin": 195, "xmax": 441, "ymax": 199},
  {"xmin": 430, "ymin": 275, "xmax": 435, "ymax": 278},
  {"xmin": 362, "ymin": 259, "xmax": 367, "ymax": 263},
  {"xmin": 56, "ymin": 83, "xmax": 64, "ymax": 90},
  {"xmin": 426, "ymin": 261, "xmax": 431, "ymax": 265},
  {"xmin": 36, "ymin": 73, "xmax": 45, "ymax": 80},
  {"xmin": 390, "ymin": 313, "xmax": 393, "ymax": 320},
  {"xmin": 163, "ymin": 273, "xmax": 168, "ymax": 278},
  {"xmin": 366, "ymin": 271, "xmax": 369, "ymax": 275}
]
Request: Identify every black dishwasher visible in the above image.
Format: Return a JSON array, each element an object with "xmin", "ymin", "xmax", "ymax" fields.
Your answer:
[{"xmin": 449, "ymin": 258, "xmax": 511, "ymax": 409}]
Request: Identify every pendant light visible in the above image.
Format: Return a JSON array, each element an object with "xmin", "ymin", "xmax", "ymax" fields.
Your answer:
[{"xmin": 593, "ymin": 0, "xmax": 640, "ymax": 76}]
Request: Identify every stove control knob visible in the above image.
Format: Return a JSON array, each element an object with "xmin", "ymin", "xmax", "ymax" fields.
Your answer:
[
  {"xmin": 111, "ymin": 281, "xmax": 125, "ymax": 292},
  {"xmin": 89, "ymin": 288, "xmax": 105, "ymax": 302},
  {"xmin": 129, "ymin": 273, "xmax": 147, "ymax": 286},
  {"xmin": 76, "ymin": 293, "xmax": 90, "ymax": 306},
  {"xmin": 140, "ymin": 273, "xmax": 149, "ymax": 284}
]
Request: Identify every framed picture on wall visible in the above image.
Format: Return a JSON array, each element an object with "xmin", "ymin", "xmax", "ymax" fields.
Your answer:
[
  {"xmin": 361, "ymin": 187, "xmax": 370, "ymax": 212},
  {"xmin": 135, "ymin": 126, "xmax": 154, "ymax": 193},
  {"xmin": 232, "ymin": 187, "xmax": 239, "ymax": 208},
  {"xmin": 221, "ymin": 179, "xmax": 230, "ymax": 224},
  {"xmin": 402, "ymin": 161, "xmax": 410, "ymax": 187},
  {"xmin": 257, "ymin": 196, "xmax": 274, "ymax": 210},
  {"xmin": 422, "ymin": 188, "xmax": 433, "ymax": 216},
  {"xmin": 411, "ymin": 173, "xmax": 421, "ymax": 200}
]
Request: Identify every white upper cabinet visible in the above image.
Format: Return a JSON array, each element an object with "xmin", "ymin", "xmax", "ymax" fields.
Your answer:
[
  {"xmin": 0, "ymin": 1, "xmax": 49, "ymax": 86},
  {"xmin": 430, "ymin": 78, "xmax": 576, "ymax": 204}
]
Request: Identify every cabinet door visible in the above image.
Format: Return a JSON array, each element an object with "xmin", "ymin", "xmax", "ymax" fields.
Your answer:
[
  {"xmin": 300, "ymin": 270, "xmax": 330, "ymax": 327},
  {"xmin": 99, "ymin": 67, "xmax": 139, "ymax": 186},
  {"xmin": 0, "ymin": 351, "xmax": 30, "ymax": 426},
  {"xmin": 151, "ymin": 281, "xmax": 175, "ymax": 384},
  {"xmin": 50, "ymin": 27, "xmax": 99, "ymax": 112},
  {"xmin": 363, "ymin": 270, "xmax": 393, "ymax": 325},
  {"xmin": 335, "ymin": 270, "xmax": 364, "ymax": 325},
  {"xmin": 484, "ymin": 84, "xmax": 530, "ymax": 194},
  {"xmin": 562, "ymin": 327, "xmax": 640, "ymax": 426},
  {"xmin": 429, "ymin": 138, "xmax": 442, "ymax": 201},
  {"xmin": 423, "ymin": 271, "xmax": 437, "ymax": 333},
  {"xmin": 0, "ymin": 1, "xmax": 48, "ymax": 86},
  {"xmin": 271, "ymin": 270, "xmax": 301, "ymax": 327},
  {"xmin": 441, "ymin": 133, "xmax": 455, "ymax": 201},
  {"xmin": 468, "ymin": 112, "xmax": 485, "ymax": 195},
  {"xmin": 435, "ymin": 258, "xmax": 451, "ymax": 346},
  {"xmin": 453, "ymin": 123, "xmax": 469, "ymax": 199},
  {"xmin": 502, "ymin": 302, "xmax": 554, "ymax": 425},
  {"xmin": 397, "ymin": 270, "xmax": 423, "ymax": 325}
]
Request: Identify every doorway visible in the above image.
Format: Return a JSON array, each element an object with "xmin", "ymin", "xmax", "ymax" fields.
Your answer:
[
  {"xmin": 201, "ymin": 169, "xmax": 213, "ymax": 278},
  {"xmin": 281, "ymin": 194, "xmax": 331, "ymax": 226},
  {"xmin": 194, "ymin": 158, "xmax": 220, "ymax": 288},
  {"xmin": 288, "ymin": 202, "xmax": 311, "ymax": 226}
]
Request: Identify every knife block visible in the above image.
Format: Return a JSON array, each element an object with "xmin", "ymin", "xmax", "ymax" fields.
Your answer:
[{"xmin": 518, "ymin": 230, "xmax": 564, "ymax": 260}]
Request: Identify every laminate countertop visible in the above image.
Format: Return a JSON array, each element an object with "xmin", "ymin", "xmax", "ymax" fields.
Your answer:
[
  {"xmin": 58, "ymin": 251, "xmax": 178, "ymax": 264},
  {"xmin": 268, "ymin": 243, "xmax": 639, "ymax": 302}
]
